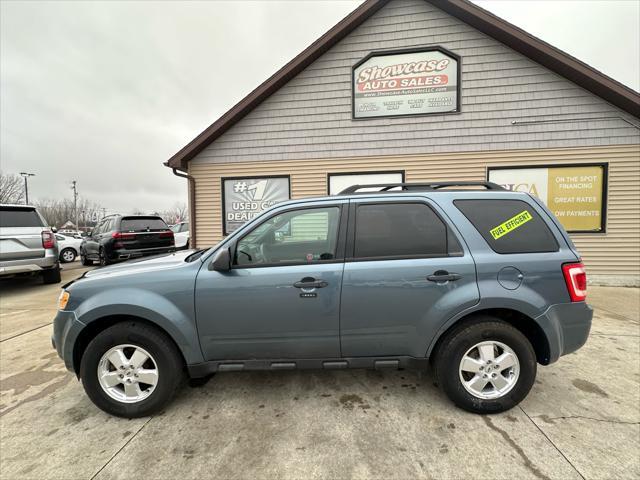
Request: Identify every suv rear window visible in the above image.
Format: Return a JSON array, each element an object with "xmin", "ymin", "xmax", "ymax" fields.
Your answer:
[
  {"xmin": 454, "ymin": 199, "xmax": 558, "ymax": 254},
  {"xmin": 354, "ymin": 203, "xmax": 448, "ymax": 259},
  {"xmin": 120, "ymin": 217, "xmax": 168, "ymax": 232},
  {"xmin": 0, "ymin": 208, "xmax": 44, "ymax": 228}
]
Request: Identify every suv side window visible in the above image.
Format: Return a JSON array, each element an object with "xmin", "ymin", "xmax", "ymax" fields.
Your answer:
[
  {"xmin": 455, "ymin": 199, "xmax": 559, "ymax": 254},
  {"xmin": 93, "ymin": 219, "xmax": 106, "ymax": 235},
  {"xmin": 354, "ymin": 202, "xmax": 448, "ymax": 259},
  {"xmin": 235, "ymin": 206, "xmax": 341, "ymax": 267}
]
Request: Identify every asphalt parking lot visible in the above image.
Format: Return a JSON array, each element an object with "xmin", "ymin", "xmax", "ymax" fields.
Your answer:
[{"xmin": 0, "ymin": 265, "xmax": 638, "ymax": 480}]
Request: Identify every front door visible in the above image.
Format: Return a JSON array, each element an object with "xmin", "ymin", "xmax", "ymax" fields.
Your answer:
[
  {"xmin": 84, "ymin": 218, "xmax": 108, "ymax": 259},
  {"xmin": 195, "ymin": 202, "xmax": 347, "ymax": 360},
  {"xmin": 340, "ymin": 198, "xmax": 479, "ymax": 358}
]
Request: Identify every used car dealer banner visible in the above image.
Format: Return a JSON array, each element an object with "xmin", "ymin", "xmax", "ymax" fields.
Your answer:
[
  {"xmin": 222, "ymin": 177, "xmax": 290, "ymax": 234},
  {"xmin": 353, "ymin": 48, "xmax": 459, "ymax": 118}
]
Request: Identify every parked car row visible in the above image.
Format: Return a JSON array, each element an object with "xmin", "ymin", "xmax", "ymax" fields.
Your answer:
[{"xmin": 1, "ymin": 204, "xmax": 190, "ymax": 282}]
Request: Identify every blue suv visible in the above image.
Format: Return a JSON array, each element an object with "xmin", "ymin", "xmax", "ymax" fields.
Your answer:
[{"xmin": 52, "ymin": 182, "xmax": 592, "ymax": 418}]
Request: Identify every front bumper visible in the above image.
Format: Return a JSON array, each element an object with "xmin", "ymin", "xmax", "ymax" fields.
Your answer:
[
  {"xmin": 535, "ymin": 302, "xmax": 593, "ymax": 364},
  {"xmin": 52, "ymin": 310, "xmax": 85, "ymax": 373}
]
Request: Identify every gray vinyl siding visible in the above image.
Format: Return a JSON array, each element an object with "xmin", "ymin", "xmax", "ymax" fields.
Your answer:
[{"xmin": 192, "ymin": 0, "xmax": 639, "ymax": 165}]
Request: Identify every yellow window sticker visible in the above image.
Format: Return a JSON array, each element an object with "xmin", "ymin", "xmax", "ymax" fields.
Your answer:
[{"xmin": 490, "ymin": 210, "xmax": 533, "ymax": 240}]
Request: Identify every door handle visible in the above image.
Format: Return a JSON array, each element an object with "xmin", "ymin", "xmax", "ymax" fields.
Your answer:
[
  {"xmin": 293, "ymin": 277, "xmax": 328, "ymax": 289},
  {"xmin": 427, "ymin": 271, "xmax": 462, "ymax": 282}
]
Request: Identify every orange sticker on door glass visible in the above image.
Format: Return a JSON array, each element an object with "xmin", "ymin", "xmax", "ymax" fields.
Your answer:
[{"xmin": 547, "ymin": 166, "xmax": 603, "ymax": 231}]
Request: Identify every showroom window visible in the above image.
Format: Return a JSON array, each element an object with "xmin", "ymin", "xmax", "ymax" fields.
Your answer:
[{"xmin": 328, "ymin": 171, "xmax": 404, "ymax": 195}]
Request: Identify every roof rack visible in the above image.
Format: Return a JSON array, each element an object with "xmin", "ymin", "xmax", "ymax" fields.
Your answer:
[{"xmin": 338, "ymin": 181, "xmax": 506, "ymax": 195}]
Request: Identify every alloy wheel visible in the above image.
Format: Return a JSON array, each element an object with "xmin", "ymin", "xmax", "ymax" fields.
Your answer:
[
  {"xmin": 458, "ymin": 340, "xmax": 520, "ymax": 399},
  {"xmin": 97, "ymin": 344, "xmax": 159, "ymax": 403},
  {"xmin": 62, "ymin": 249, "xmax": 75, "ymax": 262}
]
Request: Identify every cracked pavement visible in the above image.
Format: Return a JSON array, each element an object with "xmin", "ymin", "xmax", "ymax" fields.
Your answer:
[{"xmin": 1, "ymin": 264, "xmax": 638, "ymax": 479}]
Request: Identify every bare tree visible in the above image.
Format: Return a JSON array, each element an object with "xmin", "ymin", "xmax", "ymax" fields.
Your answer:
[
  {"xmin": 35, "ymin": 197, "xmax": 103, "ymax": 229},
  {"xmin": 0, "ymin": 171, "xmax": 25, "ymax": 204},
  {"xmin": 158, "ymin": 203, "xmax": 188, "ymax": 225}
]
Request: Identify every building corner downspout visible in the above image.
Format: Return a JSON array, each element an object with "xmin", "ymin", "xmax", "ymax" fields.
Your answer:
[{"xmin": 171, "ymin": 167, "xmax": 197, "ymax": 248}]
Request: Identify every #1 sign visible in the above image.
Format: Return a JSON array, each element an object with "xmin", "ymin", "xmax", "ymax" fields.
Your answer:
[
  {"xmin": 353, "ymin": 48, "xmax": 459, "ymax": 119},
  {"xmin": 222, "ymin": 177, "xmax": 290, "ymax": 234}
]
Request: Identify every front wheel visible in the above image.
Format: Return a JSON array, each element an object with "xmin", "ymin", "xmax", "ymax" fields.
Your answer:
[
  {"xmin": 80, "ymin": 322, "xmax": 184, "ymax": 418},
  {"xmin": 80, "ymin": 250, "xmax": 93, "ymax": 266},
  {"xmin": 434, "ymin": 317, "xmax": 536, "ymax": 414}
]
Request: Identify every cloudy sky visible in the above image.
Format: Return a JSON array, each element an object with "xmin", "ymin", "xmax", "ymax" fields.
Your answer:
[{"xmin": 2, "ymin": 0, "xmax": 638, "ymax": 214}]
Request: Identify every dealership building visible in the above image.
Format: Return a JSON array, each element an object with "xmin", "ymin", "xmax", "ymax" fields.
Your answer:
[{"xmin": 166, "ymin": 0, "xmax": 640, "ymax": 286}]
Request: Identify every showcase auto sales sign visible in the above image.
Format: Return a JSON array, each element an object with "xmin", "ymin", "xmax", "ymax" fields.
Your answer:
[{"xmin": 353, "ymin": 48, "xmax": 459, "ymax": 118}]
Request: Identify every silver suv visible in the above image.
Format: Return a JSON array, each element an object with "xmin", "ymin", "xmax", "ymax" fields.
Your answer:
[{"xmin": 0, "ymin": 204, "xmax": 61, "ymax": 284}]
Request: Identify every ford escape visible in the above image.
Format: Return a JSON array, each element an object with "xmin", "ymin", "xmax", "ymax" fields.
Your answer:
[{"xmin": 52, "ymin": 182, "xmax": 592, "ymax": 417}]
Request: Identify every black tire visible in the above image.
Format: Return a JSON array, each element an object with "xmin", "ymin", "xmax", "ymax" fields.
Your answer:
[
  {"xmin": 42, "ymin": 266, "xmax": 61, "ymax": 284},
  {"xmin": 98, "ymin": 247, "xmax": 111, "ymax": 266},
  {"xmin": 80, "ymin": 321, "xmax": 184, "ymax": 418},
  {"xmin": 60, "ymin": 248, "xmax": 76, "ymax": 263},
  {"xmin": 434, "ymin": 316, "xmax": 537, "ymax": 414},
  {"xmin": 80, "ymin": 249, "xmax": 93, "ymax": 266}
]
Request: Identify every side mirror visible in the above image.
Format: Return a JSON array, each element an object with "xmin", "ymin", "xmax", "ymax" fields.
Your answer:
[
  {"xmin": 51, "ymin": 227, "xmax": 58, "ymax": 233},
  {"xmin": 210, "ymin": 247, "xmax": 231, "ymax": 272}
]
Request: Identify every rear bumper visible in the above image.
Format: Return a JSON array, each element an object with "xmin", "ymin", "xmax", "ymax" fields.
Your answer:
[
  {"xmin": 0, "ymin": 249, "xmax": 59, "ymax": 276},
  {"xmin": 52, "ymin": 310, "xmax": 85, "ymax": 373},
  {"xmin": 536, "ymin": 302, "xmax": 593, "ymax": 364},
  {"xmin": 110, "ymin": 246, "xmax": 175, "ymax": 261}
]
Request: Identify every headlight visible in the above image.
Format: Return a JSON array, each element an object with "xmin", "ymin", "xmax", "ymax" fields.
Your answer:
[{"xmin": 58, "ymin": 290, "xmax": 70, "ymax": 310}]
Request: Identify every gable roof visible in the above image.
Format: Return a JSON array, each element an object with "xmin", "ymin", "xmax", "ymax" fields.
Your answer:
[{"xmin": 166, "ymin": 0, "xmax": 640, "ymax": 170}]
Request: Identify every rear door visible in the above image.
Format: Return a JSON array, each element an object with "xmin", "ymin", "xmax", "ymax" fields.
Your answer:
[
  {"xmin": 340, "ymin": 197, "xmax": 479, "ymax": 358},
  {"xmin": 0, "ymin": 207, "xmax": 45, "ymax": 261}
]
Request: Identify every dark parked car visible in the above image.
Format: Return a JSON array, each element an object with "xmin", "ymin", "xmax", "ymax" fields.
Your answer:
[
  {"xmin": 80, "ymin": 215, "xmax": 175, "ymax": 266},
  {"xmin": 53, "ymin": 182, "xmax": 592, "ymax": 418}
]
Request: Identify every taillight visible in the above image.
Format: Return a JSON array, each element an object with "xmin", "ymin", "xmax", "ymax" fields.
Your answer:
[
  {"xmin": 562, "ymin": 262, "xmax": 587, "ymax": 302},
  {"xmin": 159, "ymin": 231, "xmax": 174, "ymax": 239},
  {"xmin": 112, "ymin": 232, "xmax": 135, "ymax": 240},
  {"xmin": 42, "ymin": 231, "xmax": 55, "ymax": 249}
]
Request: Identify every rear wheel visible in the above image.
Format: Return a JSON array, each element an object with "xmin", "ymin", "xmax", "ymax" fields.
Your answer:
[
  {"xmin": 42, "ymin": 266, "xmax": 61, "ymax": 284},
  {"xmin": 80, "ymin": 322, "xmax": 184, "ymax": 418},
  {"xmin": 60, "ymin": 248, "xmax": 77, "ymax": 263},
  {"xmin": 434, "ymin": 316, "xmax": 536, "ymax": 414}
]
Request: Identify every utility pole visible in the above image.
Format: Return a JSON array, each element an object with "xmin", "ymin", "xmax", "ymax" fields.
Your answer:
[
  {"xmin": 71, "ymin": 180, "xmax": 79, "ymax": 231},
  {"xmin": 19, "ymin": 172, "xmax": 35, "ymax": 205}
]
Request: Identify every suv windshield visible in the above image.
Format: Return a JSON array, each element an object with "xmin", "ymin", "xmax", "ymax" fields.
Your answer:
[
  {"xmin": 120, "ymin": 217, "xmax": 168, "ymax": 232},
  {"xmin": 0, "ymin": 208, "xmax": 45, "ymax": 228}
]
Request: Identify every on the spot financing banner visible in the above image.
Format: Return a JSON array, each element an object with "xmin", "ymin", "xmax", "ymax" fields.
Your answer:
[
  {"xmin": 353, "ymin": 49, "xmax": 458, "ymax": 118},
  {"xmin": 488, "ymin": 165, "xmax": 605, "ymax": 232}
]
